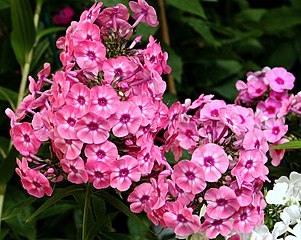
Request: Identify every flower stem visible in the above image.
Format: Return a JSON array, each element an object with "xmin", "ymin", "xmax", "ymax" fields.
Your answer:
[{"xmin": 82, "ymin": 183, "xmax": 91, "ymax": 240}]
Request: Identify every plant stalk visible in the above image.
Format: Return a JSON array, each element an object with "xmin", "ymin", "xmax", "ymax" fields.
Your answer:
[{"xmin": 82, "ymin": 183, "xmax": 91, "ymax": 240}]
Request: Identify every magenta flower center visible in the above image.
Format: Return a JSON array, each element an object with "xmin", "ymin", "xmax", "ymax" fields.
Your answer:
[
  {"xmin": 275, "ymin": 77, "xmax": 284, "ymax": 85},
  {"xmin": 98, "ymin": 97, "xmax": 107, "ymax": 106},
  {"xmin": 65, "ymin": 139, "xmax": 73, "ymax": 145},
  {"xmin": 245, "ymin": 160, "xmax": 253, "ymax": 169},
  {"xmin": 226, "ymin": 118, "xmax": 233, "ymax": 125},
  {"xmin": 24, "ymin": 134, "xmax": 31, "ymax": 142},
  {"xmin": 267, "ymin": 106, "xmax": 275, "ymax": 114},
  {"xmin": 94, "ymin": 171, "xmax": 103, "ymax": 178},
  {"xmin": 140, "ymin": 195, "xmax": 150, "ymax": 203},
  {"xmin": 185, "ymin": 129, "xmax": 193, "ymax": 137},
  {"xmin": 87, "ymin": 51, "xmax": 96, "ymax": 60},
  {"xmin": 210, "ymin": 109, "xmax": 219, "ymax": 117},
  {"xmin": 216, "ymin": 198, "xmax": 227, "ymax": 206},
  {"xmin": 114, "ymin": 68, "xmax": 123, "ymax": 77},
  {"xmin": 67, "ymin": 117, "xmax": 75, "ymax": 126},
  {"xmin": 177, "ymin": 214, "xmax": 188, "ymax": 223},
  {"xmin": 185, "ymin": 171, "xmax": 195, "ymax": 180},
  {"xmin": 88, "ymin": 122, "xmax": 98, "ymax": 131},
  {"xmin": 272, "ymin": 126, "xmax": 280, "ymax": 135},
  {"xmin": 204, "ymin": 156, "xmax": 215, "ymax": 167},
  {"xmin": 240, "ymin": 212, "xmax": 247, "ymax": 221},
  {"xmin": 70, "ymin": 165, "xmax": 78, "ymax": 173},
  {"xmin": 254, "ymin": 139, "xmax": 260, "ymax": 149},
  {"xmin": 143, "ymin": 153, "xmax": 150, "ymax": 162},
  {"xmin": 33, "ymin": 181, "xmax": 41, "ymax": 188},
  {"xmin": 120, "ymin": 114, "xmax": 130, "ymax": 124},
  {"xmin": 212, "ymin": 219, "xmax": 222, "ymax": 226},
  {"xmin": 77, "ymin": 96, "xmax": 86, "ymax": 105},
  {"xmin": 235, "ymin": 188, "xmax": 242, "ymax": 196},
  {"xmin": 120, "ymin": 168, "xmax": 129, "ymax": 177},
  {"xmin": 96, "ymin": 150, "xmax": 105, "ymax": 159}
]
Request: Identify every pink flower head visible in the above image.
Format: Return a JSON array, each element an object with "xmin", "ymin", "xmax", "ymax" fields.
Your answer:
[
  {"xmin": 61, "ymin": 157, "xmax": 88, "ymax": 184},
  {"xmin": 200, "ymin": 214, "xmax": 233, "ymax": 239},
  {"xmin": 90, "ymin": 85, "xmax": 120, "ymax": 118},
  {"xmin": 85, "ymin": 160, "xmax": 111, "ymax": 189},
  {"xmin": 233, "ymin": 206, "xmax": 258, "ymax": 234},
  {"xmin": 110, "ymin": 155, "xmax": 141, "ymax": 191},
  {"xmin": 205, "ymin": 186, "xmax": 240, "ymax": 219},
  {"xmin": 243, "ymin": 128, "xmax": 269, "ymax": 153},
  {"xmin": 10, "ymin": 122, "xmax": 41, "ymax": 156},
  {"xmin": 74, "ymin": 40, "xmax": 106, "ymax": 75},
  {"xmin": 129, "ymin": 0, "xmax": 159, "ymax": 27},
  {"xmin": 32, "ymin": 112, "xmax": 49, "ymax": 142},
  {"xmin": 110, "ymin": 101, "xmax": 142, "ymax": 137},
  {"xmin": 73, "ymin": 22, "xmax": 100, "ymax": 44},
  {"xmin": 200, "ymin": 100, "xmax": 226, "ymax": 121},
  {"xmin": 54, "ymin": 137, "xmax": 83, "ymax": 160},
  {"xmin": 230, "ymin": 180, "xmax": 253, "ymax": 207},
  {"xmin": 163, "ymin": 201, "xmax": 201, "ymax": 237},
  {"xmin": 171, "ymin": 160, "xmax": 206, "ymax": 194},
  {"xmin": 263, "ymin": 118, "xmax": 288, "ymax": 143},
  {"xmin": 75, "ymin": 112, "xmax": 110, "ymax": 144},
  {"xmin": 246, "ymin": 75, "xmax": 268, "ymax": 99},
  {"xmin": 98, "ymin": 3, "xmax": 129, "ymax": 24},
  {"xmin": 269, "ymin": 138, "xmax": 289, "ymax": 166},
  {"xmin": 80, "ymin": 1, "xmax": 103, "ymax": 23},
  {"xmin": 175, "ymin": 121, "xmax": 199, "ymax": 150},
  {"xmin": 128, "ymin": 182, "xmax": 154, "ymax": 213},
  {"xmin": 266, "ymin": 67, "xmax": 295, "ymax": 92},
  {"xmin": 53, "ymin": 6, "xmax": 74, "ymax": 25},
  {"xmin": 231, "ymin": 150, "xmax": 268, "ymax": 183},
  {"xmin": 52, "ymin": 71, "xmax": 70, "ymax": 108},
  {"xmin": 191, "ymin": 143, "xmax": 229, "ymax": 182},
  {"xmin": 84, "ymin": 140, "xmax": 118, "ymax": 163},
  {"xmin": 257, "ymin": 97, "xmax": 282, "ymax": 119},
  {"xmin": 130, "ymin": 95, "xmax": 155, "ymax": 126}
]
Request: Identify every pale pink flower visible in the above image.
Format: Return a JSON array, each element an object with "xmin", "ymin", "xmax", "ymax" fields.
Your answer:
[
  {"xmin": 246, "ymin": 76, "xmax": 268, "ymax": 98},
  {"xmin": 269, "ymin": 138, "xmax": 289, "ymax": 166},
  {"xmin": 233, "ymin": 206, "xmax": 258, "ymax": 234},
  {"xmin": 84, "ymin": 140, "xmax": 118, "ymax": 163},
  {"xmin": 219, "ymin": 107, "xmax": 245, "ymax": 135},
  {"xmin": 230, "ymin": 180, "xmax": 253, "ymax": 207},
  {"xmin": 73, "ymin": 22, "xmax": 100, "ymax": 43},
  {"xmin": 263, "ymin": 118, "xmax": 288, "ymax": 143},
  {"xmin": 205, "ymin": 186, "xmax": 240, "ymax": 219},
  {"xmin": 176, "ymin": 121, "xmax": 199, "ymax": 150},
  {"xmin": 163, "ymin": 201, "xmax": 201, "ymax": 237},
  {"xmin": 55, "ymin": 105, "xmax": 79, "ymax": 139},
  {"xmin": 200, "ymin": 100, "xmax": 226, "ymax": 121},
  {"xmin": 61, "ymin": 157, "xmax": 88, "ymax": 184},
  {"xmin": 79, "ymin": 1, "xmax": 103, "ymax": 23},
  {"xmin": 129, "ymin": 0, "xmax": 159, "ymax": 27},
  {"xmin": 54, "ymin": 137, "xmax": 83, "ymax": 160},
  {"xmin": 243, "ymin": 128, "xmax": 269, "ymax": 153},
  {"xmin": 150, "ymin": 174, "xmax": 169, "ymax": 210},
  {"xmin": 171, "ymin": 160, "xmax": 206, "ymax": 194},
  {"xmin": 110, "ymin": 101, "xmax": 142, "ymax": 137},
  {"xmin": 266, "ymin": 67, "xmax": 295, "ymax": 92},
  {"xmin": 98, "ymin": 3, "xmax": 129, "ymax": 24},
  {"xmin": 137, "ymin": 147, "xmax": 156, "ymax": 175},
  {"xmin": 257, "ymin": 97, "xmax": 282, "ymax": 119},
  {"xmin": 75, "ymin": 112, "xmax": 110, "ymax": 144},
  {"xmin": 85, "ymin": 161, "xmax": 111, "ymax": 189},
  {"xmin": 10, "ymin": 122, "xmax": 41, "ymax": 156},
  {"xmin": 128, "ymin": 182, "xmax": 154, "ymax": 213},
  {"xmin": 89, "ymin": 85, "xmax": 120, "ymax": 118},
  {"xmin": 32, "ymin": 112, "xmax": 49, "ymax": 141},
  {"xmin": 52, "ymin": 71, "xmax": 70, "ymax": 108},
  {"xmin": 110, "ymin": 155, "xmax": 141, "ymax": 191},
  {"xmin": 200, "ymin": 214, "xmax": 233, "ymax": 239},
  {"xmin": 130, "ymin": 95, "xmax": 155, "ymax": 126},
  {"xmin": 191, "ymin": 143, "xmax": 229, "ymax": 182}
]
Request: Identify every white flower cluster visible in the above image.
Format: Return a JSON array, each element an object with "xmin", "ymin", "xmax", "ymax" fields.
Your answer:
[{"xmin": 264, "ymin": 172, "xmax": 301, "ymax": 240}]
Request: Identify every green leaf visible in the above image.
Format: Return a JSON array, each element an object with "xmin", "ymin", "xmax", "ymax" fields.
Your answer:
[
  {"xmin": 166, "ymin": 0, "xmax": 207, "ymax": 19},
  {"xmin": 135, "ymin": 22, "xmax": 158, "ymax": 41},
  {"xmin": 10, "ymin": 0, "xmax": 35, "ymax": 66},
  {"xmin": 102, "ymin": 0, "xmax": 129, "ymax": 7},
  {"xmin": 36, "ymin": 27, "xmax": 66, "ymax": 42},
  {"xmin": 0, "ymin": 86, "xmax": 18, "ymax": 109},
  {"xmin": 0, "ymin": 0, "xmax": 9, "ymax": 10},
  {"xmin": 271, "ymin": 141, "xmax": 301, "ymax": 149},
  {"xmin": 163, "ymin": 93, "xmax": 178, "ymax": 107},
  {"xmin": 235, "ymin": 9, "xmax": 267, "ymax": 23},
  {"xmin": 184, "ymin": 18, "xmax": 220, "ymax": 47},
  {"xmin": 267, "ymin": 42, "xmax": 297, "ymax": 69},
  {"xmin": 26, "ymin": 185, "xmax": 86, "ymax": 223}
]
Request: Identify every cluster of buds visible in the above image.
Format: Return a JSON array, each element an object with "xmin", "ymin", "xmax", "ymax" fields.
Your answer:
[{"xmin": 6, "ymin": 1, "xmax": 300, "ymax": 239}]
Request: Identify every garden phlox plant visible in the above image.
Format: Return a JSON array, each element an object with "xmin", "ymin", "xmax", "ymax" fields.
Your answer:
[{"xmin": 6, "ymin": 0, "xmax": 301, "ymax": 239}]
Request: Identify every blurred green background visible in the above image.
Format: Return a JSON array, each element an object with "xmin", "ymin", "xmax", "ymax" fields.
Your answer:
[{"xmin": 0, "ymin": 0, "xmax": 301, "ymax": 239}]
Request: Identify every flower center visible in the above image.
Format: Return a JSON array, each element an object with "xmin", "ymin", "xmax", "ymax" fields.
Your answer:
[
  {"xmin": 272, "ymin": 126, "xmax": 280, "ymax": 135},
  {"xmin": 245, "ymin": 160, "xmax": 253, "ymax": 169},
  {"xmin": 275, "ymin": 77, "xmax": 284, "ymax": 85},
  {"xmin": 98, "ymin": 97, "xmax": 107, "ymax": 106},
  {"xmin": 177, "ymin": 214, "xmax": 188, "ymax": 223},
  {"xmin": 96, "ymin": 150, "xmax": 105, "ymax": 159},
  {"xmin": 185, "ymin": 171, "xmax": 195, "ymax": 180},
  {"xmin": 204, "ymin": 156, "xmax": 214, "ymax": 167},
  {"xmin": 67, "ymin": 117, "xmax": 75, "ymax": 126},
  {"xmin": 88, "ymin": 122, "xmax": 98, "ymax": 131},
  {"xmin": 87, "ymin": 51, "xmax": 96, "ymax": 60},
  {"xmin": 24, "ymin": 134, "xmax": 30, "ymax": 142},
  {"xmin": 120, "ymin": 114, "xmax": 130, "ymax": 124},
  {"xmin": 240, "ymin": 212, "xmax": 247, "ymax": 221},
  {"xmin": 140, "ymin": 195, "xmax": 149, "ymax": 203},
  {"xmin": 267, "ymin": 106, "xmax": 275, "ymax": 114},
  {"xmin": 94, "ymin": 171, "xmax": 103, "ymax": 178},
  {"xmin": 254, "ymin": 139, "xmax": 260, "ymax": 149},
  {"xmin": 210, "ymin": 109, "xmax": 219, "ymax": 117},
  {"xmin": 120, "ymin": 168, "xmax": 129, "ymax": 177},
  {"xmin": 216, "ymin": 198, "xmax": 227, "ymax": 206},
  {"xmin": 77, "ymin": 96, "xmax": 86, "ymax": 106}
]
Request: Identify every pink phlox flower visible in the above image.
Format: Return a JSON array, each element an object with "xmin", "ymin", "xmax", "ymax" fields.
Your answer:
[
  {"xmin": 15, "ymin": 94, "xmax": 35, "ymax": 120},
  {"xmin": 256, "ymin": 97, "xmax": 282, "ymax": 120},
  {"xmin": 135, "ymin": 124, "xmax": 155, "ymax": 146},
  {"xmin": 110, "ymin": 155, "xmax": 141, "ymax": 191},
  {"xmin": 151, "ymin": 100, "xmax": 169, "ymax": 130},
  {"xmin": 171, "ymin": 160, "xmax": 206, "ymax": 194},
  {"xmin": 102, "ymin": 56, "xmax": 135, "ymax": 85},
  {"xmin": 246, "ymin": 75, "xmax": 268, "ymax": 99},
  {"xmin": 61, "ymin": 157, "xmax": 88, "ymax": 184},
  {"xmin": 231, "ymin": 150, "xmax": 268, "ymax": 183},
  {"xmin": 219, "ymin": 107, "xmax": 246, "ymax": 136},
  {"xmin": 230, "ymin": 180, "xmax": 253, "ymax": 207},
  {"xmin": 10, "ymin": 122, "xmax": 41, "ymax": 156},
  {"xmin": 85, "ymin": 160, "xmax": 111, "ymax": 189},
  {"xmin": 98, "ymin": 3, "xmax": 129, "ymax": 28},
  {"xmin": 53, "ymin": 6, "xmax": 74, "ymax": 25},
  {"xmin": 150, "ymin": 172, "xmax": 170, "ymax": 209},
  {"xmin": 54, "ymin": 137, "xmax": 83, "ymax": 160},
  {"xmin": 191, "ymin": 143, "xmax": 229, "ymax": 182},
  {"xmin": 29, "ymin": 64, "xmax": 49, "ymax": 95},
  {"xmin": 137, "ymin": 147, "xmax": 156, "ymax": 175},
  {"xmin": 75, "ymin": 112, "xmax": 110, "ymax": 144},
  {"xmin": 278, "ymin": 94, "xmax": 294, "ymax": 118},
  {"xmin": 5, "ymin": 108, "xmax": 17, "ymax": 128},
  {"xmin": 128, "ymin": 182, "xmax": 154, "ymax": 213},
  {"xmin": 270, "ymin": 90, "xmax": 289, "ymax": 102},
  {"xmin": 110, "ymin": 101, "xmax": 142, "ymax": 137},
  {"xmin": 15, "ymin": 157, "xmax": 30, "ymax": 178},
  {"xmin": 79, "ymin": 1, "xmax": 103, "ymax": 23},
  {"xmin": 129, "ymin": 0, "xmax": 159, "ymax": 27},
  {"xmin": 205, "ymin": 186, "xmax": 240, "ymax": 219},
  {"xmin": 233, "ymin": 206, "xmax": 258, "ymax": 234},
  {"xmin": 198, "ymin": 121, "xmax": 228, "ymax": 144},
  {"xmin": 56, "ymin": 34, "xmax": 74, "ymax": 65},
  {"xmin": 55, "ymin": 105, "xmax": 79, "ymax": 139},
  {"xmin": 188, "ymin": 93, "xmax": 214, "ymax": 110},
  {"xmin": 40, "ymin": 110, "xmax": 56, "ymax": 140},
  {"xmin": 90, "ymin": 85, "xmax": 120, "ymax": 118},
  {"xmin": 200, "ymin": 214, "xmax": 233, "ymax": 239},
  {"xmin": 230, "ymin": 105, "xmax": 255, "ymax": 131},
  {"xmin": 84, "ymin": 140, "xmax": 118, "ymax": 163},
  {"xmin": 266, "ymin": 67, "xmax": 295, "ymax": 92},
  {"xmin": 175, "ymin": 121, "xmax": 199, "ymax": 150},
  {"xmin": 32, "ymin": 112, "xmax": 49, "ymax": 141},
  {"xmin": 130, "ymin": 95, "xmax": 155, "ymax": 126},
  {"xmin": 166, "ymin": 179, "xmax": 195, "ymax": 205},
  {"xmin": 269, "ymin": 138, "xmax": 289, "ymax": 166},
  {"xmin": 74, "ymin": 40, "xmax": 106, "ymax": 75},
  {"xmin": 263, "ymin": 118, "xmax": 288, "ymax": 143},
  {"xmin": 200, "ymin": 100, "xmax": 227, "ymax": 121},
  {"xmin": 166, "ymin": 102, "xmax": 186, "ymax": 134},
  {"xmin": 242, "ymin": 128, "xmax": 269, "ymax": 153},
  {"xmin": 65, "ymin": 83, "xmax": 91, "ymax": 117},
  {"xmin": 73, "ymin": 22, "xmax": 100, "ymax": 44},
  {"xmin": 235, "ymin": 80, "xmax": 253, "ymax": 105},
  {"xmin": 163, "ymin": 201, "xmax": 201, "ymax": 237}
]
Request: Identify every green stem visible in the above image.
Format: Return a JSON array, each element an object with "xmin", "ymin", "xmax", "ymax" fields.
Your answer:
[
  {"xmin": 82, "ymin": 184, "xmax": 91, "ymax": 240},
  {"xmin": 0, "ymin": 184, "xmax": 7, "ymax": 229}
]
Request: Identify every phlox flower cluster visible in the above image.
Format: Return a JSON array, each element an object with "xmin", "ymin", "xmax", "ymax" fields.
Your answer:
[
  {"xmin": 235, "ymin": 66, "xmax": 301, "ymax": 166},
  {"xmin": 7, "ymin": 0, "xmax": 171, "ymax": 198}
]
